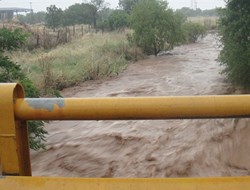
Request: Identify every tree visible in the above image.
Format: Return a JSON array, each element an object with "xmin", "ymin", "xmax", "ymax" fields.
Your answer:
[
  {"xmin": 46, "ymin": 5, "xmax": 63, "ymax": 31},
  {"xmin": 63, "ymin": 3, "xmax": 95, "ymax": 26},
  {"xmin": 176, "ymin": 7, "xmax": 202, "ymax": 17},
  {"xmin": 130, "ymin": 0, "xmax": 177, "ymax": 55},
  {"xmin": 183, "ymin": 22, "xmax": 206, "ymax": 43},
  {"xmin": 98, "ymin": 7, "xmax": 113, "ymax": 21},
  {"xmin": 218, "ymin": 0, "xmax": 250, "ymax": 87},
  {"xmin": 108, "ymin": 10, "xmax": 128, "ymax": 31},
  {"xmin": 176, "ymin": 7, "xmax": 218, "ymax": 17},
  {"xmin": 119, "ymin": 0, "xmax": 139, "ymax": 13},
  {"xmin": 167, "ymin": 12, "xmax": 187, "ymax": 47},
  {"xmin": 202, "ymin": 9, "xmax": 218, "ymax": 17},
  {"xmin": 18, "ymin": 11, "xmax": 46, "ymax": 24},
  {"xmin": 0, "ymin": 28, "xmax": 47, "ymax": 150},
  {"xmin": 96, "ymin": 8, "xmax": 113, "ymax": 32},
  {"xmin": 89, "ymin": 0, "xmax": 106, "ymax": 28},
  {"xmin": 90, "ymin": 0, "xmax": 105, "ymax": 11}
]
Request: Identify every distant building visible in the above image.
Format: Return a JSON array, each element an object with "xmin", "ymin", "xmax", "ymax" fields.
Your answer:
[{"xmin": 0, "ymin": 7, "xmax": 32, "ymax": 21}]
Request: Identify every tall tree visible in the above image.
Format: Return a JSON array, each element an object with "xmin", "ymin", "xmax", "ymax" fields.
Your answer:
[
  {"xmin": 108, "ymin": 10, "xmax": 128, "ymax": 31},
  {"xmin": 63, "ymin": 3, "xmax": 95, "ymax": 26},
  {"xmin": 90, "ymin": 0, "xmax": 106, "ymax": 28},
  {"xmin": 96, "ymin": 8, "xmax": 113, "ymax": 32},
  {"xmin": 218, "ymin": 0, "xmax": 250, "ymax": 87},
  {"xmin": 46, "ymin": 5, "xmax": 63, "ymax": 31},
  {"xmin": 18, "ymin": 11, "xmax": 46, "ymax": 24},
  {"xmin": 90, "ymin": 0, "xmax": 105, "ymax": 11},
  {"xmin": 119, "ymin": 0, "xmax": 139, "ymax": 13},
  {"xmin": 130, "ymin": 0, "xmax": 177, "ymax": 55}
]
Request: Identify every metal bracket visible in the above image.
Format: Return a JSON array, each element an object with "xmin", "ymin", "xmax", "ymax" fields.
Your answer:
[{"xmin": 0, "ymin": 83, "xmax": 31, "ymax": 176}]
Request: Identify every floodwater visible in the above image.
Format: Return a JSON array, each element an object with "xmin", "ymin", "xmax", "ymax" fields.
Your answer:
[{"xmin": 31, "ymin": 34, "xmax": 250, "ymax": 177}]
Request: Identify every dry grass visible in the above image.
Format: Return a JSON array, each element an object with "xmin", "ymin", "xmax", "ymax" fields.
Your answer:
[
  {"xmin": 188, "ymin": 16, "xmax": 219, "ymax": 30},
  {"xmin": 11, "ymin": 32, "xmax": 143, "ymax": 95},
  {"xmin": 1, "ymin": 21, "xmax": 94, "ymax": 50}
]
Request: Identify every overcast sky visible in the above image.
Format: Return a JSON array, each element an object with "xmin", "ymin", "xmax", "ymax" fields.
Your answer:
[{"xmin": 0, "ymin": 0, "xmax": 226, "ymax": 12}]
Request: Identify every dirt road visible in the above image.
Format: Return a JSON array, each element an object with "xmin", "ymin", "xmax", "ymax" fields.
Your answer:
[{"xmin": 31, "ymin": 34, "xmax": 250, "ymax": 177}]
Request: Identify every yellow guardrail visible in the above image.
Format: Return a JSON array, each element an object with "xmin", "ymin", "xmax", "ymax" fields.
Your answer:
[
  {"xmin": 1, "ymin": 177, "xmax": 250, "ymax": 190},
  {"xmin": 14, "ymin": 95, "xmax": 250, "ymax": 120},
  {"xmin": 1, "ymin": 83, "xmax": 250, "ymax": 190}
]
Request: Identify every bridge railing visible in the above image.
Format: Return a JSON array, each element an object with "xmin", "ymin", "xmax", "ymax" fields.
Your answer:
[{"xmin": 1, "ymin": 83, "xmax": 250, "ymax": 189}]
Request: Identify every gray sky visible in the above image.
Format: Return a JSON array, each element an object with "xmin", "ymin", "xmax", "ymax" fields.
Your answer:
[{"xmin": 0, "ymin": 0, "xmax": 226, "ymax": 12}]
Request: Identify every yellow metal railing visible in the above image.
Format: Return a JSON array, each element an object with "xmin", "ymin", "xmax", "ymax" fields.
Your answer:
[
  {"xmin": 14, "ymin": 96, "xmax": 250, "ymax": 120},
  {"xmin": 1, "ymin": 83, "xmax": 250, "ymax": 190},
  {"xmin": 0, "ymin": 83, "xmax": 31, "ymax": 176}
]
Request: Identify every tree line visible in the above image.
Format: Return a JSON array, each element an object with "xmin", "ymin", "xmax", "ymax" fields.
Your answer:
[
  {"xmin": 176, "ymin": 7, "xmax": 218, "ymax": 17},
  {"xmin": 44, "ymin": 0, "xmax": 133, "ymax": 32},
  {"xmin": 17, "ymin": 0, "xmax": 214, "ymax": 32},
  {"xmin": 218, "ymin": 0, "xmax": 250, "ymax": 88},
  {"xmin": 16, "ymin": 0, "xmax": 208, "ymax": 56},
  {"xmin": 18, "ymin": 4, "xmax": 218, "ymax": 26}
]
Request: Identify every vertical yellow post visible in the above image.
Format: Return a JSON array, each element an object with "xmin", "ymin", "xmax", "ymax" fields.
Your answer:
[{"xmin": 0, "ymin": 83, "xmax": 31, "ymax": 176}]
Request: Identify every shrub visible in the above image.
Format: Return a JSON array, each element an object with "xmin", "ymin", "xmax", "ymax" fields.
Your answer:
[
  {"xmin": 130, "ymin": 0, "xmax": 178, "ymax": 56},
  {"xmin": 218, "ymin": 1, "xmax": 250, "ymax": 88},
  {"xmin": 0, "ymin": 28, "xmax": 47, "ymax": 150},
  {"xmin": 108, "ymin": 10, "xmax": 129, "ymax": 31},
  {"xmin": 183, "ymin": 22, "xmax": 206, "ymax": 43}
]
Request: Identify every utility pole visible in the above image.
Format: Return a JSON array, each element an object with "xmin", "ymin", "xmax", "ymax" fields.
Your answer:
[
  {"xmin": 29, "ymin": 2, "xmax": 34, "ymax": 24},
  {"xmin": 194, "ymin": 0, "xmax": 198, "ymax": 10},
  {"xmin": 29, "ymin": 2, "xmax": 33, "ymax": 12},
  {"xmin": 190, "ymin": 0, "xmax": 194, "ymax": 10}
]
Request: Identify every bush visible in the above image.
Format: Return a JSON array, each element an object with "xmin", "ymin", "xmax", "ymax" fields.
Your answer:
[
  {"xmin": 183, "ymin": 22, "xmax": 206, "ymax": 43},
  {"xmin": 0, "ymin": 28, "xmax": 48, "ymax": 150},
  {"xmin": 130, "ymin": 0, "xmax": 178, "ymax": 56},
  {"xmin": 108, "ymin": 10, "xmax": 129, "ymax": 31},
  {"xmin": 218, "ymin": 1, "xmax": 250, "ymax": 88}
]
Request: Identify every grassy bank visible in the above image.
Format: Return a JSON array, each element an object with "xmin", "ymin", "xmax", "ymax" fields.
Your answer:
[
  {"xmin": 11, "ymin": 32, "xmax": 143, "ymax": 95},
  {"xmin": 10, "ymin": 20, "xmax": 206, "ymax": 96}
]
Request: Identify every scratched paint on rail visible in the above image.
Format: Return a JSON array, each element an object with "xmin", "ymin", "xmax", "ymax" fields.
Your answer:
[{"xmin": 25, "ymin": 98, "xmax": 65, "ymax": 112}]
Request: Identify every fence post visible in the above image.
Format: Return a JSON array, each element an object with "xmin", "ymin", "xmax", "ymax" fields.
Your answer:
[
  {"xmin": 73, "ymin": 25, "xmax": 75, "ymax": 37},
  {"xmin": 0, "ymin": 83, "xmax": 31, "ymax": 176},
  {"xmin": 36, "ymin": 27, "xmax": 40, "ymax": 47},
  {"xmin": 43, "ymin": 27, "xmax": 46, "ymax": 48}
]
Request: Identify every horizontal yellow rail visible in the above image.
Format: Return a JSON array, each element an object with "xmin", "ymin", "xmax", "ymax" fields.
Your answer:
[
  {"xmin": 1, "ymin": 177, "xmax": 250, "ymax": 190},
  {"xmin": 15, "ymin": 96, "xmax": 250, "ymax": 120},
  {"xmin": 2, "ymin": 84, "xmax": 250, "ymax": 189}
]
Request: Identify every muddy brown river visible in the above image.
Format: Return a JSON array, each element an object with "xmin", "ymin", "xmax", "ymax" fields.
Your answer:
[{"xmin": 31, "ymin": 34, "xmax": 250, "ymax": 177}]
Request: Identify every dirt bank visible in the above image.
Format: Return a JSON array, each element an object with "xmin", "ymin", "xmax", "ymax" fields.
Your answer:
[{"xmin": 31, "ymin": 34, "xmax": 250, "ymax": 177}]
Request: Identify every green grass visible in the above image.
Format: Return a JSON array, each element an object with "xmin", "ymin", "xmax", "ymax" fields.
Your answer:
[{"xmin": 11, "ymin": 32, "xmax": 143, "ymax": 95}]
